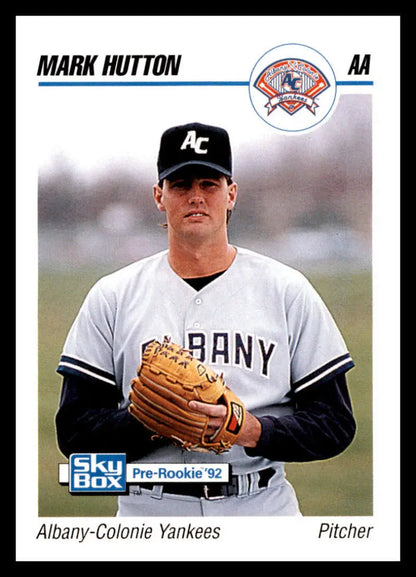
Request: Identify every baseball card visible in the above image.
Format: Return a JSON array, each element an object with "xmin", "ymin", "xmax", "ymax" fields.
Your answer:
[{"xmin": 15, "ymin": 14, "xmax": 401, "ymax": 563}]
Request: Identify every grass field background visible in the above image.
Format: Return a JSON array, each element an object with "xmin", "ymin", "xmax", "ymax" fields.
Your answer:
[{"xmin": 38, "ymin": 265, "xmax": 372, "ymax": 517}]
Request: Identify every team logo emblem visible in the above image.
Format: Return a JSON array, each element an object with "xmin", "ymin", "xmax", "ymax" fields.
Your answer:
[
  {"xmin": 249, "ymin": 44, "xmax": 337, "ymax": 133},
  {"xmin": 254, "ymin": 58, "xmax": 330, "ymax": 116}
]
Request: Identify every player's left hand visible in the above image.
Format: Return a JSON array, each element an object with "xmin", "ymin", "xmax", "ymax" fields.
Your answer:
[{"xmin": 188, "ymin": 400, "xmax": 261, "ymax": 448}]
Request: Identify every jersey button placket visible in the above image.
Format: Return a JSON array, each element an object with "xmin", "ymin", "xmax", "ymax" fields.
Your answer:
[
  {"xmin": 185, "ymin": 295, "xmax": 203, "ymax": 331},
  {"xmin": 193, "ymin": 297, "xmax": 202, "ymax": 328}
]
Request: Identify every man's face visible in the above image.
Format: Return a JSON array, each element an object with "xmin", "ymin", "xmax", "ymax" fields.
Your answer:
[{"xmin": 153, "ymin": 168, "xmax": 237, "ymax": 241}]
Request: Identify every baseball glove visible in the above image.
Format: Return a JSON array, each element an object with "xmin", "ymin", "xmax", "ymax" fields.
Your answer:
[{"xmin": 128, "ymin": 337, "xmax": 246, "ymax": 454}]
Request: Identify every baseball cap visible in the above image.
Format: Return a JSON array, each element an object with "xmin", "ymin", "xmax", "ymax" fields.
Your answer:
[{"xmin": 157, "ymin": 122, "xmax": 232, "ymax": 180}]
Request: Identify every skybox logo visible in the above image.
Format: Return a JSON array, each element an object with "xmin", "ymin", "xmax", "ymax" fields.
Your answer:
[
  {"xmin": 69, "ymin": 453, "xmax": 126, "ymax": 493},
  {"xmin": 249, "ymin": 43, "xmax": 337, "ymax": 133}
]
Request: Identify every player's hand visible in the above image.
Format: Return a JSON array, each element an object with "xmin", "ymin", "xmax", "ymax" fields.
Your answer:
[{"xmin": 188, "ymin": 400, "xmax": 261, "ymax": 448}]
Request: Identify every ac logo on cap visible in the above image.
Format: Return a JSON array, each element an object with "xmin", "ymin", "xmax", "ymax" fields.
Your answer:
[{"xmin": 180, "ymin": 130, "xmax": 209, "ymax": 155}]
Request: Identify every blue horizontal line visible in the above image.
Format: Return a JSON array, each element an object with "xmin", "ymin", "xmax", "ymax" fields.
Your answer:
[
  {"xmin": 337, "ymin": 80, "xmax": 373, "ymax": 85},
  {"xmin": 38, "ymin": 79, "xmax": 374, "ymax": 87}
]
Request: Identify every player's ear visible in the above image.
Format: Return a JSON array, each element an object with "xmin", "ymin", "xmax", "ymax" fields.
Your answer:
[
  {"xmin": 227, "ymin": 181, "xmax": 238, "ymax": 209},
  {"xmin": 153, "ymin": 183, "xmax": 166, "ymax": 212}
]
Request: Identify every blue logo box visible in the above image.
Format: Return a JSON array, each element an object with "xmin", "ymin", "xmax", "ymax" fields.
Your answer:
[{"xmin": 69, "ymin": 453, "xmax": 126, "ymax": 493}]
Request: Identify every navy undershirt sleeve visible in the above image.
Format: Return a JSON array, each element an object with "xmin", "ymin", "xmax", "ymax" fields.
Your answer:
[
  {"xmin": 245, "ymin": 373, "xmax": 356, "ymax": 461},
  {"xmin": 55, "ymin": 376, "xmax": 167, "ymax": 462}
]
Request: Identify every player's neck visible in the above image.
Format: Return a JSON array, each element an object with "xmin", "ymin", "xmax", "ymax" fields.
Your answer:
[{"xmin": 168, "ymin": 239, "xmax": 236, "ymax": 279}]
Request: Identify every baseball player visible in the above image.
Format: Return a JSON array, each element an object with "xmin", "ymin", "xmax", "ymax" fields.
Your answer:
[{"xmin": 55, "ymin": 122, "xmax": 356, "ymax": 516}]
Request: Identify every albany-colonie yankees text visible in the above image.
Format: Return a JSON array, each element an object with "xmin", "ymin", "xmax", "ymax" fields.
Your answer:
[{"xmin": 36, "ymin": 522, "xmax": 220, "ymax": 542}]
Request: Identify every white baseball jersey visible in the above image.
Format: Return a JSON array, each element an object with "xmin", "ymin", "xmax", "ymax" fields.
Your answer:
[{"xmin": 58, "ymin": 246, "xmax": 353, "ymax": 480}]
